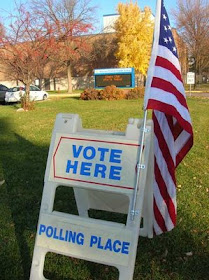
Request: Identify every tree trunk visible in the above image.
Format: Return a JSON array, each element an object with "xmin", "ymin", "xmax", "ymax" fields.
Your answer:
[
  {"xmin": 39, "ymin": 78, "xmax": 43, "ymax": 90},
  {"xmin": 67, "ymin": 61, "xmax": 73, "ymax": 94},
  {"xmin": 19, "ymin": 82, "xmax": 31, "ymax": 110},
  {"xmin": 25, "ymin": 83, "xmax": 30, "ymax": 98},
  {"xmin": 25, "ymin": 82, "xmax": 30, "ymax": 109}
]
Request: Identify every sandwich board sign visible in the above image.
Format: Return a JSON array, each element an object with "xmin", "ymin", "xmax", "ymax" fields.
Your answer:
[{"xmin": 30, "ymin": 113, "xmax": 154, "ymax": 280}]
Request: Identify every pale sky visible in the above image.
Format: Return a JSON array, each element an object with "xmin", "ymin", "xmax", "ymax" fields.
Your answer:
[{"xmin": 0, "ymin": 0, "xmax": 178, "ymax": 31}]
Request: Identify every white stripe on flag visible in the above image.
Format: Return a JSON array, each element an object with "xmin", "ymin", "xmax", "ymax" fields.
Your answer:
[
  {"xmin": 153, "ymin": 216, "xmax": 163, "ymax": 235},
  {"xmin": 154, "ymin": 134, "xmax": 177, "ymax": 206},
  {"xmin": 175, "ymin": 130, "xmax": 192, "ymax": 156},
  {"xmin": 158, "ymin": 46, "xmax": 181, "ymax": 72},
  {"xmin": 148, "ymin": 88, "xmax": 192, "ymax": 122},
  {"xmin": 153, "ymin": 179, "xmax": 175, "ymax": 231},
  {"xmin": 153, "ymin": 66, "xmax": 185, "ymax": 95}
]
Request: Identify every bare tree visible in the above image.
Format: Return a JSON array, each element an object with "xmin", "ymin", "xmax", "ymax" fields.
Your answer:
[
  {"xmin": 88, "ymin": 34, "xmax": 118, "ymax": 72},
  {"xmin": 0, "ymin": 3, "xmax": 59, "ymax": 108},
  {"xmin": 173, "ymin": 0, "xmax": 209, "ymax": 80},
  {"xmin": 72, "ymin": 33, "xmax": 118, "ymax": 77},
  {"xmin": 30, "ymin": 0, "xmax": 96, "ymax": 93}
]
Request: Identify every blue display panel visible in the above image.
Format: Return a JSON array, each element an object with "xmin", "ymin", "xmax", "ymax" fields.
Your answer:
[{"xmin": 94, "ymin": 68, "xmax": 135, "ymax": 88}]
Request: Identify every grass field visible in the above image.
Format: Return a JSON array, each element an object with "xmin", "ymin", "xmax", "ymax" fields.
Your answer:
[
  {"xmin": 0, "ymin": 96, "xmax": 208, "ymax": 280},
  {"xmin": 184, "ymin": 83, "xmax": 209, "ymax": 92}
]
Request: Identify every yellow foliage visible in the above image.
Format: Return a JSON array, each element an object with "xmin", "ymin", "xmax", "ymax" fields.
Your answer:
[{"xmin": 115, "ymin": 1, "xmax": 154, "ymax": 75}]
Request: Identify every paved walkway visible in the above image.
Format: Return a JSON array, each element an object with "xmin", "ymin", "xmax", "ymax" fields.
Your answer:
[
  {"xmin": 185, "ymin": 91, "xmax": 209, "ymax": 98},
  {"xmin": 49, "ymin": 93, "xmax": 81, "ymax": 98},
  {"xmin": 49, "ymin": 92, "xmax": 209, "ymax": 99}
]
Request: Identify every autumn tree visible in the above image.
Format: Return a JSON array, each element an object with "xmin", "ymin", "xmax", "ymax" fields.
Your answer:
[
  {"xmin": 88, "ymin": 35, "xmax": 118, "ymax": 72},
  {"xmin": 173, "ymin": 0, "xmax": 209, "ymax": 78},
  {"xmin": 0, "ymin": 4, "xmax": 58, "ymax": 109},
  {"xmin": 74, "ymin": 34, "xmax": 118, "ymax": 76},
  {"xmin": 31, "ymin": 0, "xmax": 96, "ymax": 93},
  {"xmin": 115, "ymin": 1, "xmax": 154, "ymax": 76}
]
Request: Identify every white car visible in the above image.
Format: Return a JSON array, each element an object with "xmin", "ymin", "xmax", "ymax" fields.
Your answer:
[{"xmin": 5, "ymin": 85, "xmax": 48, "ymax": 103}]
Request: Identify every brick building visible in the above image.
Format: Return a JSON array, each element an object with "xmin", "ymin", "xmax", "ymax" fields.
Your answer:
[{"xmin": 0, "ymin": 14, "xmax": 188, "ymax": 90}]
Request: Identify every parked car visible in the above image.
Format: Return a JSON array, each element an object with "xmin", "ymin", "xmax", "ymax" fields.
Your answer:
[
  {"xmin": 5, "ymin": 85, "xmax": 48, "ymax": 103},
  {"xmin": 0, "ymin": 84, "xmax": 9, "ymax": 103}
]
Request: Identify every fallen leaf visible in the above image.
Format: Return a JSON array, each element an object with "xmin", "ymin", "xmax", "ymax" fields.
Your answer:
[
  {"xmin": 0, "ymin": 180, "xmax": 5, "ymax": 186},
  {"xmin": 162, "ymin": 249, "xmax": 168, "ymax": 258}
]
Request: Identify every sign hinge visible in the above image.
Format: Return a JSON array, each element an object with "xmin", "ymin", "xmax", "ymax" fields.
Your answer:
[
  {"xmin": 143, "ymin": 127, "xmax": 150, "ymax": 133},
  {"xmin": 137, "ymin": 164, "xmax": 145, "ymax": 170},
  {"xmin": 130, "ymin": 210, "xmax": 140, "ymax": 217}
]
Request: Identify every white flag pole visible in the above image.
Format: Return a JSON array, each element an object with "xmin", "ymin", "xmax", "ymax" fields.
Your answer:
[
  {"xmin": 130, "ymin": 0, "xmax": 162, "ymax": 221},
  {"xmin": 144, "ymin": 0, "xmax": 162, "ymax": 109},
  {"xmin": 130, "ymin": 109, "xmax": 147, "ymax": 220}
]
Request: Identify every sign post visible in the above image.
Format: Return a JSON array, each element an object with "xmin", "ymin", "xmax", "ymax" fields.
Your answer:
[
  {"xmin": 30, "ymin": 113, "xmax": 154, "ymax": 280},
  {"xmin": 187, "ymin": 72, "xmax": 195, "ymax": 96}
]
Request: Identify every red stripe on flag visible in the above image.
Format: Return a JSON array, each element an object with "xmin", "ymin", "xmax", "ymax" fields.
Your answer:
[
  {"xmin": 154, "ymin": 198, "xmax": 167, "ymax": 232},
  {"xmin": 155, "ymin": 56, "xmax": 182, "ymax": 81},
  {"xmin": 173, "ymin": 122, "xmax": 183, "ymax": 140},
  {"xmin": 166, "ymin": 117, "xmax": 184, "ymax": 141},
  {"xmin": 151, "ymin": 77, "xmax": 188, "ymax": 108},
  {"xmin": 165, "ymin": 114, "xmax": 174, "ymax": 131},
  {"xmin": 154, "ymin": 157, "xmax": 176, "ymax": 226},
  {"xmin": 147, "ymin": 100, "xmax": 193, "ymax": 135},
  {"xmin": 176, "ymin": 135, "xmax": 193, "ymax": 166},
  {"xmin": 153, "ymin": 111, "xmax": 176, "ymax": 183}
]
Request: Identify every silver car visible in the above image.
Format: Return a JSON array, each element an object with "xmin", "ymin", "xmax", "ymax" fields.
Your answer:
[{"xmin": 5, "ymin": 85, "xmax": 48, "ymax": 103}]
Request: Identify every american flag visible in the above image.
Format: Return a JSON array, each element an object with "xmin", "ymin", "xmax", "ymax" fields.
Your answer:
[{"xmin": 144, "ymin": 0, "xmax": 193, "ymax": 235}]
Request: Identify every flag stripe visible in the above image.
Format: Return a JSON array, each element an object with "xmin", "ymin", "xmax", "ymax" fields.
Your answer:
[
  {"xmin": 154, "ymin": 198, "xmax": 167, "ymax": 232},
  {"xmin": 153, "ymin": 111, "xmax": 176, "ymax": 182},
  {"xmin": 152, "ymin": 66, "xmax": 185, "ymax": 97},
  {"xmin": 153, "ymin": 219, "xmax": 163, "ymax": 235},
  {"xmin": 176, "ymin": 135, "xmax": 193, "ymax": 166},
  {"xmin": 154, "ymin": 157, "xmax": 176, "ymax": 226},
  {"xmin": 173, "ymin": 122, "xmax": 183, "ymax": 141},
  {"xmin": 175, "ymin": 129, "xmax": 192, "ymax": 155},
  {"xmin": 151, "ymin": 77, "xmax": 188, "ymax": 108},
  {"xmin": 153, "ymin": 115, "xmax": 178, "ymax": 202},
  {"xmin": 158, "ymin": 45, "xmax": 181, "ymax": 72},
  {"xmin": 154, "ymin": 135, "xmax": 177, "ymax": 208},
  {"xmin": 155, "ymin": 56, "xmax": 182, "ymax": 81},
  {"xmin": 147, "ymin": 99, "xmax": 193, "ymax": 134},
  {"xmin": 165, "ymin": 115, "xmax": 183, "ymax": 142}
]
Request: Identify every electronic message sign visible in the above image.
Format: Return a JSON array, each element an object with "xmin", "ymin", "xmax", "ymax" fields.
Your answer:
[{"xmin": 94, "ymin": 68, "xmax": 135, "ymax": 88}]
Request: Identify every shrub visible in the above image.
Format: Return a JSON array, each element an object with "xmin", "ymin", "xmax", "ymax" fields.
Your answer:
[
  {"xmin": 80, "ymin": 86, "xmax": 145, "ymax": 101},
  {"xmin": 101, "ymin": 85, "xmax": 126, "ymax": 100},
  {"xmin": 80, "ymin": 88, "xmax": 101, "ymax": 100},
  {"xmin": 125, "ymin": 87, "xmax": 145, "ymax": 99}
]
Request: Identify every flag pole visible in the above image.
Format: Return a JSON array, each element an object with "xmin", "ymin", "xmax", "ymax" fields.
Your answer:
[
  {"xmin": 130, "ymin": 108, "xmax": 148, "ymax": 220},
  {"xmin": 144, "ymin": 0, "xmax": 162, "ymax": 109},
  {"xmin": 130, "ymin": 0, "xmax": 162, "ymax": 221}
]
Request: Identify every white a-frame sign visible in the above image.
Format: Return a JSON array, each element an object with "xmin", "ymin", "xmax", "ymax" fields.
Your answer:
[{"xmin": 30, "ymin": 113, "xmax": 154, "ymax": 280}]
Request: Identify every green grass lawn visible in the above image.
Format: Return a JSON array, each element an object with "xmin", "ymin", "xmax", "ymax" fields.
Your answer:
[
  {"xmin": 47, "ymin": 89, "xmax": 83, "ymax": 94},
  {"xmin": 184, "ymin": 83, "xmax": 209, "ymax": 92},
  {"xmin": 0, "ymin": 96, "xmax": 208, "ymax": 280}
]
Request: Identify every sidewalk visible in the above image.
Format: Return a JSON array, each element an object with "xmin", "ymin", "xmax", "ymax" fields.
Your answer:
[
  {"xmin": 48, "ymin": 91, "xmax": 209, "ymax": 99},
  {"xmin": 185, "ymin": 91, "xmax": 209, "ymax": 98},
  {"xmin": 49, "ymin": 93, "xmax": 81, "ymax": 98}
]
